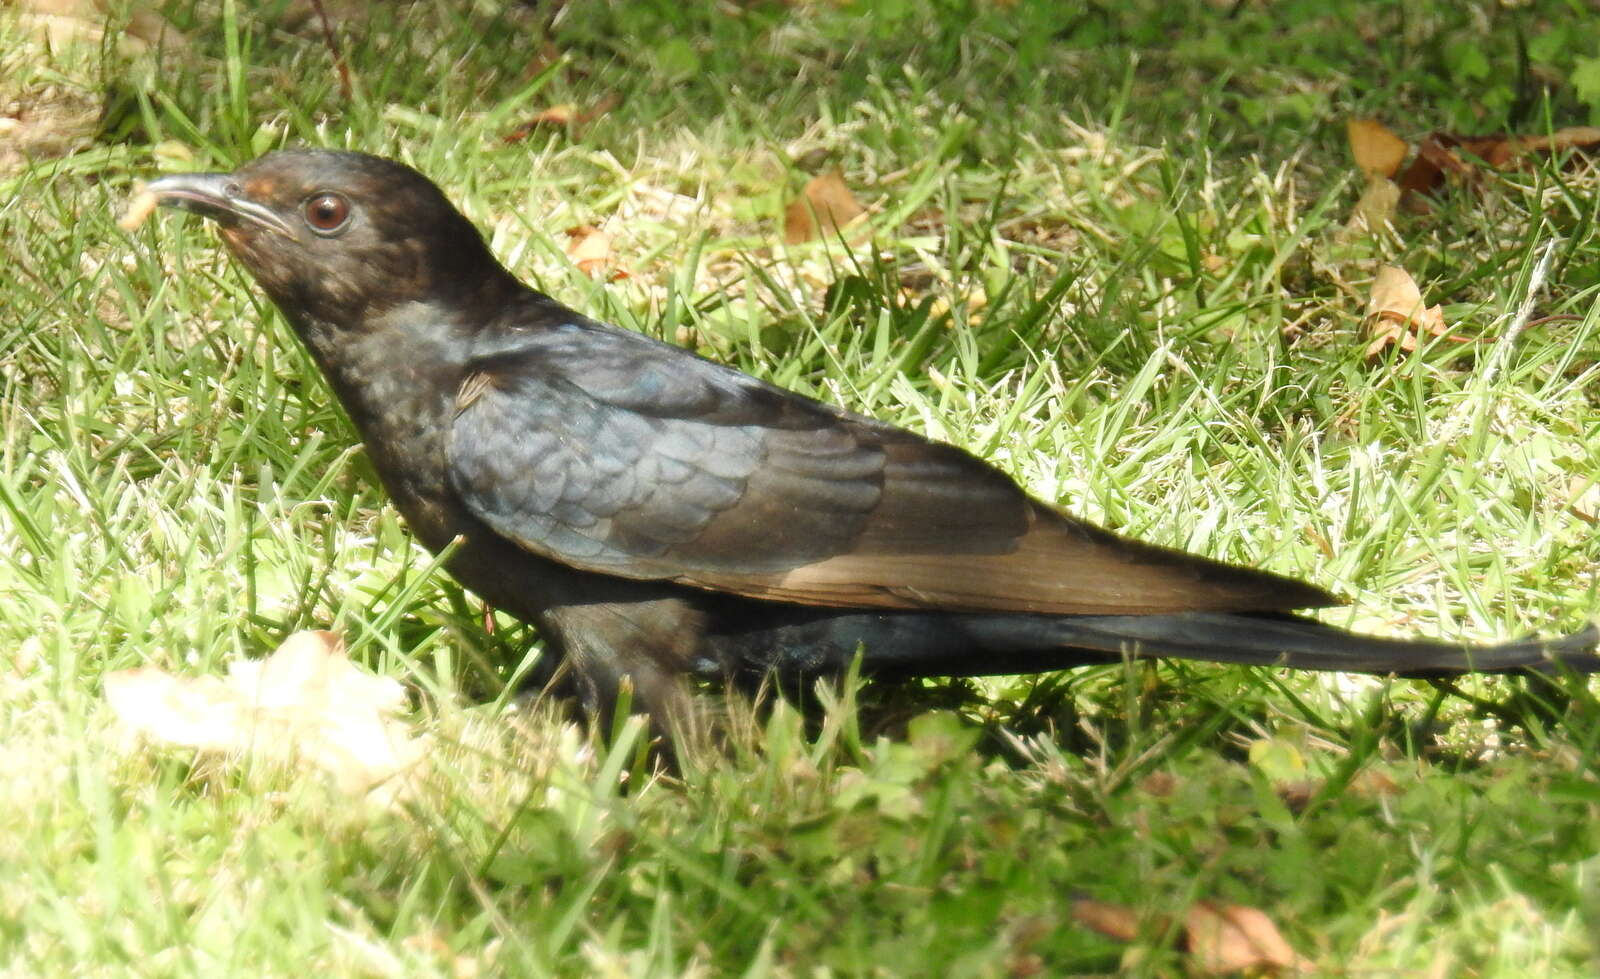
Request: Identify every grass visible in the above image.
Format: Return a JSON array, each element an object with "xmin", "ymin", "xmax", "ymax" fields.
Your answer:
[{"xmin": 6, "ymin": 0, "xmax": 1600, "ymax": 973}]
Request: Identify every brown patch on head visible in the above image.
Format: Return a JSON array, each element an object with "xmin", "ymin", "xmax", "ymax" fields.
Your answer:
[{"xmin": 244, "ymin": 176, "xmax": 284, "ymax": 201}]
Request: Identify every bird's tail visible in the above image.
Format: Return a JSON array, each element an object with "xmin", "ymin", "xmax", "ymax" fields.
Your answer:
[{"xmin": 956, "ymin": 611, "xmax": 1600, "ymax": 678}]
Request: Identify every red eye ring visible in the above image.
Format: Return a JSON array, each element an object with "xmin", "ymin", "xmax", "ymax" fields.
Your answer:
[{"xmin": 302, "ymin": 192, "xmax": 352, "ymax": 234}]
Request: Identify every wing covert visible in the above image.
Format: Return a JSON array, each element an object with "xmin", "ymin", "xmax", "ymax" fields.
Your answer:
[
  {"xmin": 448, "ymin": 321, "xmax": 1338, "ymax": 615},
  {"xmin": 448, "ymin": 323, "xmax": 890, "ymax": 575}
]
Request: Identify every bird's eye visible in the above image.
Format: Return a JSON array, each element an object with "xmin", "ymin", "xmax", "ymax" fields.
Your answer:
[{"xmin": 302, "ymin": 193, "xmax": 352, "ymax": 235}]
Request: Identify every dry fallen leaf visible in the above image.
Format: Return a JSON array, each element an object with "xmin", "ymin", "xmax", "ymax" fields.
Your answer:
[
  {"xmin": 527, "ymin": 103, "xmax": 578, "ymax": 126},
  {"xmin": 1074, "ymin": 898, "xmax": 1313, "ymax": 974},
  {"xmin": 783, "ymin": 169, "xmax": 866, "ymax": 244},
  {"xmin": 1397, "ymin": 126, "xmax": 1600, "ymax": 201},
  {"xmin": 1343, "ymin": 121, "xmax": 1600, "ymax": 214},
  {"xmin": 1397, "ymin": 133, "xmax": 1490, "ymax": 200},
  {"xmin": 1567, "ymin": 474, "xmax": 1600, "ymax": 525},
  {"xmin": 105, "ymin": 631, "xmax": 425, "ymax": 802},
  {"xmin": 1071, "ymin": 899, "xmax": 1142, "ymax": 943},
  {"xmin": 1184, "ymin": 902, "xmax": 1314, "ymax": 974},
  {"xmin": 505, "ymin": 92, "xmax": 621, "ymax": 142},
  {"xmin": 1342, "ymin": 173, "xmax": 1401, "ymax": 239},
  {"xmin": 1362, "ymin": 265, "xmax": 1459, "ymax": 358},
  {"xmin": 1347, "ymin": 118, "xmax": 1409, "ymax": 178},
  {"xmin": 562, "ymin": 224, "xmax": 628, "ymax": 280},
  {"xmin": 1523, "ymin": 126, "xmax": 1600, "ymax": 157}
]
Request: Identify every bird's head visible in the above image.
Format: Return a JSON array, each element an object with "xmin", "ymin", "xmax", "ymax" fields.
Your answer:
[{"xmin": 143, "ymin": 149, "xmax": 514, "ymax": 329}]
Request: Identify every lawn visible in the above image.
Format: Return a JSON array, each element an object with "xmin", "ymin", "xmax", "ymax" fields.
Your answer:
[{"xmin": 6, "ymin": 0, "xmax": 1600, "ymax": 973}]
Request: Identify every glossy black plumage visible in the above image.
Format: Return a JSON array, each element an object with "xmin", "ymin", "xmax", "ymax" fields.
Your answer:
[{"xmin": 139, "ymin": 149, "xmax": 1600, "ymax": 735}]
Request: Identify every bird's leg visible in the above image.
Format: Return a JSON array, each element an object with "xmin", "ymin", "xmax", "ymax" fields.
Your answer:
[{"xmin": 540, "ymin": 598, "xmax": 713, "ymax": 767}]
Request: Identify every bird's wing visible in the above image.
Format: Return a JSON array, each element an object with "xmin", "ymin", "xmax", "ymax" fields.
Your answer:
[{"xmin": 447, "ymin": 322, "xmax": 1337, "ymax": 614}]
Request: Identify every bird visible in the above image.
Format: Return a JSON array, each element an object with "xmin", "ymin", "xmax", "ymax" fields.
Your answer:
[{"xmin": 130, "ymin": 148, "xmax": 1599, "ymax": 742}]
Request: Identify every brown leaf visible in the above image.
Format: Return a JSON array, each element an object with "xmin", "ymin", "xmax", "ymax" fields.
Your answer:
[
  {"xmin": 1347, "ymin": 118, "xmax": 1409, "ymax": 178},
  {"xmin": 1397, "ymin": 127, "xmax": 1600, "ymax": 200},
  {"xmin": 1363, "ymin": 265, "xmax": 1456, "ymax": 358},
  {"xmin": 783, "ymin": 169, "xmax": 866, "ymax": 244},
  {"xmin": 1341, "ymin": 173, "xmax": 1400, "ymax": 239},
  {"xmin": 1184, "ymin": 902, "xmax": 1314, "ymax": 974},
  {"xmin": 528, "ymin": 103, "xmax": 578, "ymax": 126},
  {"xmin": 1074, "ymin": 899, "xmax": 1314, "ymax": 973},
  {"xmin": 1520, "ymin": 125, "xmax": 1600, "ymax": 156},
  {"xmin": 106, "ymin": 631, "xmax": 425, "ymax": 802},
  {"xmin": 1567, "ymin": 474, "xmax": 1600, "ymax": 525},
  {"xmin": 1071, "ymin": 899, "xmax": 1142, "ymax": 942},
  {"xmin": 505, "ymin": 92, "xmax": 621, "ymax": 142},
  {"xmin": 1396, "ymin": 133, "xmax": 1485, "ymax": 200},
  {"xmin": 562, "ymin": 224, "xmax": 628, "ymax": 280}
]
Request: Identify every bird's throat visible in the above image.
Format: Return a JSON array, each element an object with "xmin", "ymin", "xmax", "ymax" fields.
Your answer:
[{"xmin": 292, "ymin": 304, "xmax": 479, "ymax": 552}]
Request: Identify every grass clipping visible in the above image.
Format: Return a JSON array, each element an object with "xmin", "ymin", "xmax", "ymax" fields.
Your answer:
[{"xmin": 105, "ymin": 631, "xmax": 426, "ymax": 805}]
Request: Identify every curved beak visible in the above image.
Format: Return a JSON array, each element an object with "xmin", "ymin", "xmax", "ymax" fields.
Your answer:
[{"xmin": 145, "ymin": 172, "xmax": 297, "ymax": 238}]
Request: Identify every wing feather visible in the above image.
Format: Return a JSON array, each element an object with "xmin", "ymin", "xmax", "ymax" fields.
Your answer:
[{"xmin": 448, "ymin": 322, "xmax": 1337, "ymax": 614}]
